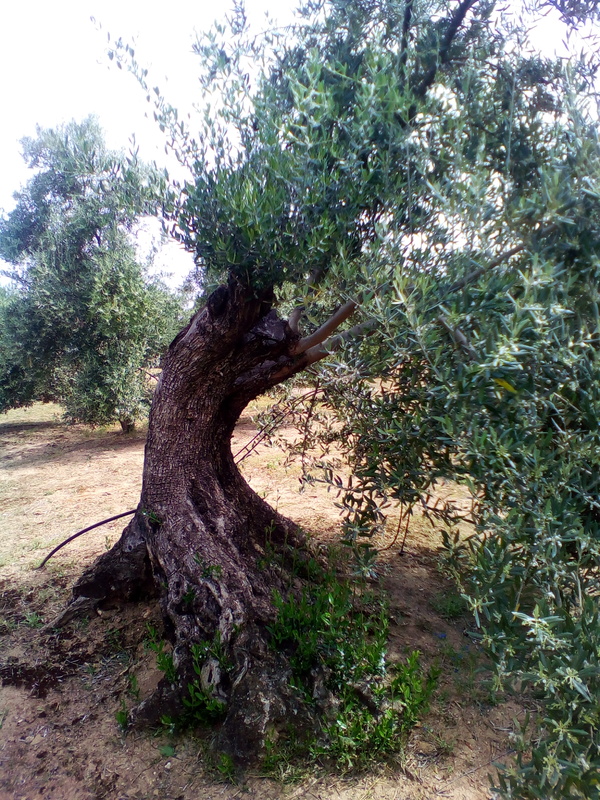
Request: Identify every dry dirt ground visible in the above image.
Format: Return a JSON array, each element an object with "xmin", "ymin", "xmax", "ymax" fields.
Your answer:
[{"xmin": 0, "ymin": 403, "xmax": 526, "ymax": 800}]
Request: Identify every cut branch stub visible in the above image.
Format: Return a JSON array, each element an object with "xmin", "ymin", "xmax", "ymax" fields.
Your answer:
[{"xmin": 291, "ymin": 299, "xmax": 357, "ymax": 355}]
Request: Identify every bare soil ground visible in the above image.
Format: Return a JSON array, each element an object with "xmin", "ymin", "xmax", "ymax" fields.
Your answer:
[{"xmin": 0, "ymin": 403, "xmax": 525, "ymax": 800}]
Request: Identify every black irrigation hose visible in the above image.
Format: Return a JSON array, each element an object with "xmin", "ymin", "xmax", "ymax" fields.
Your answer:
[{"xmin": 37, "ymin": 510, "xmax": 136, "ymax": 569}]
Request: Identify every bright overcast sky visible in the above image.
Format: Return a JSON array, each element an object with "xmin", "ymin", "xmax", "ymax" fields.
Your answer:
[
  {"xmin": 0, "ymin": 0, "xmax": 580, "ymax": 206},
  {"xmin": 0, "ymin": 1, "xmax": 296, "ymax": 210},
  {"xmin": 0, "ymin": 0, "xmax": 294, "ymax": 283}
]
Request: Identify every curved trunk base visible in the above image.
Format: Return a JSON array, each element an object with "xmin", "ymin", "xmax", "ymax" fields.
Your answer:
[
  {"xmin": 49, "ymin": 502, "xmax": 318, "ymax": 763},
  {"xmin": 49, "ymin": 281, "xmax": 333, "ymax": 761}
]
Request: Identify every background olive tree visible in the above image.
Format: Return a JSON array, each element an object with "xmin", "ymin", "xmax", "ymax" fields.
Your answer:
[{"xmin": 0, "ymin": 118, "xmax": 184, "ymax": 430}]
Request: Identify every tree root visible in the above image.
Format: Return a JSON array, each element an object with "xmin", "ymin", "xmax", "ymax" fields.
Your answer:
[{"xmin": 216, "ymin": 626, "xmax": 315, "ymax": 763}]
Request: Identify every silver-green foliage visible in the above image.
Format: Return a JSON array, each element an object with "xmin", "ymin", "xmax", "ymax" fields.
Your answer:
[
  {"xmin": 193, "ymin": 2, "xmax": 600, "ymax": 794},
  {"xmin": 298, "ymin": 37, "xmax": 600, "ymax": 800}
]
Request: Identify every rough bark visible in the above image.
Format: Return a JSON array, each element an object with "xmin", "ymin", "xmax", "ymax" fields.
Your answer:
[{"xmin": 52, "ymin": 278, "xmax": 324, "ymax": 761}]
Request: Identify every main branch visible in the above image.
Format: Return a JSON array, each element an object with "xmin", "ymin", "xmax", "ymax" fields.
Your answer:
[
  {"xmin": 291, "ymin": 300, "xmax": 358, "ymax": 355},
  {"xmin": 413, "ymin": 0, "xmax": 481, "ymax": 99}
]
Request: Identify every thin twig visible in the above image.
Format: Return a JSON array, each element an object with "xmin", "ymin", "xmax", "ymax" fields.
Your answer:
[
  {"xmin": 300, "ymin": 381, "xmax": 320, "ymax": 475},
  {"xmin": 379, "ymin": 505, "xmax": 412, "ymax": 553},
  {"xmin": 138, "ymin": 367, "xmax": 160, "ymax": 382},
  {"xmin": 399, "ymin": 507, "xmax": 412, "ymax": 555},
  {"xmin": 444, "ymin": 223, "xmax": 558, "ymax": 296},
  {"xmin": 232, "ymin": 387, "xmax": 323, "ymax": 463},
  {"xmin": 437, "ymin": 315, "xmax": 479, "ymax": 361}
]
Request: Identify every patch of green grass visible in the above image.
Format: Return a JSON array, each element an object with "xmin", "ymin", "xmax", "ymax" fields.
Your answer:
[
  {"xmin": 115, "ymin": 700, "xmax": 128, "ymax": 731},
  {"xmin": 0, "ymin": 402, "xmax": 63, "ymax": 425},
  {"xmin": 180, "ymin": 635, "xmax": 230, "ymax": 726},
  {"xmin": 438, "ymin": 642, "xmax": 497, "ymax": 705},
  {"xmin": 183, "ymin": 679, "xmax": 227, "ymax": 725},
  {"xmin": 145, "ymin": 624, "xmax": 176, "ymax": 683},
  {"xmin": 46, "ymin": 563, "xmax": 69, "ymax": 579},
  {"xmin": 127, "ymin": 672, "xmax": 140, "ymax": 700},
  {"xmin": 0, "ymin": 615, "xmax": 17, "ymax": 634},
  {"xmin": 215, "ymin": 752, "xmax": 237, "ymax": 783},
  {"xmin": 106, "ymin": 627, "xmax": 125, "ymax": 650},
  {"xmin": 430, "ymin": 591, "xmax": 467, "ymax": 620},
  {"xmin": 144, "ymin": 625, "xmax": 229, "ymax": 729},
  {"xmin": 37, "ymin": 586, "xmax": 59, "ymax": 604},
  {"xmin": 266, "ymin": 568, "xmax": 439, "ymax": 771},
  {"xmin": 192, "ymin": 554, "xmax": 223, "ymax": 579},
  {"xmin": 269, "ymin": 578, "xmax": 387, "ymax": 684},
  {"xmin": 422, "ymin": 725, "xmax": 456, "ymax": 756},
  {"xmin": 24, "ymin": 611, "xmax": 43, "ymax": 628},
  {"xmin": 309, "ymin": 651, "xmax": 439, "ymax": 770},
  {"xmin": 262, "ymin": 733, "xmax": 313, "ymax": 783}
]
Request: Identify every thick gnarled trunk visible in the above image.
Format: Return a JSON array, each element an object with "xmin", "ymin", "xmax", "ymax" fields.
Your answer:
[{"xmin": 54, "ymin": 279, "xmax": 319, "ymax": 761}]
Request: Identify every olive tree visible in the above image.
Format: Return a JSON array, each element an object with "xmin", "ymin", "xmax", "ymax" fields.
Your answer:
[
  {"xmin": 50, "ymin": 0, "xmax": 600, "ymax": 774},
  {"xmin": 0, "ymin": 118, "xmax": 183, "ymax": 430}
]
